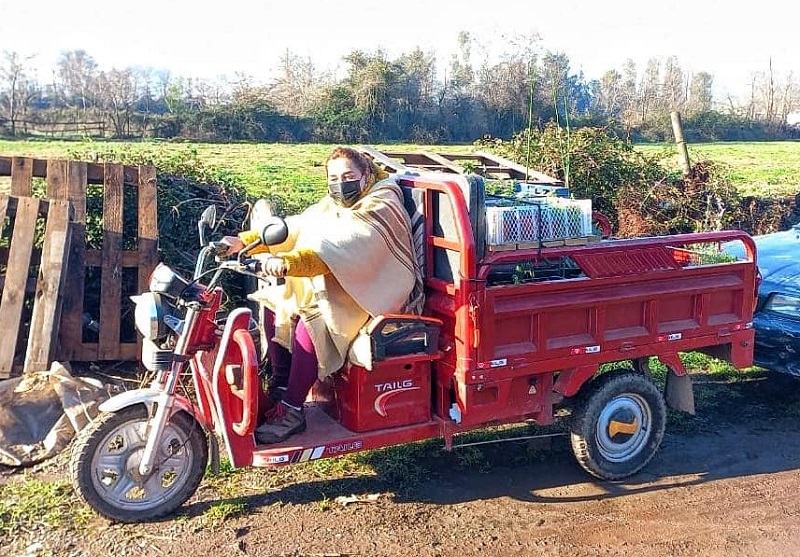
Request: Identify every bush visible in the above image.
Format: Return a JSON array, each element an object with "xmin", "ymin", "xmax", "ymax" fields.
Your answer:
[
  {"xmin": 476, "ymin": 125, "xmax": 747, "ymax": 237},
  {"xmin": 475, "ymin": 124, "xmax": 669, "ymax": 227}
]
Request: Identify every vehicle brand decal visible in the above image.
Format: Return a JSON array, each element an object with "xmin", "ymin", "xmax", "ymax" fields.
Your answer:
[
  {"xmin": 477, "ymin": 358, "xmax": 508, "ymax": 369},
  {"xmin": 280, "ymin": 442, "xmax": 364, "ymax": 464},
  {"xmin": 570, "ymin": 345, "xmax": 601, "ymax": 355}
]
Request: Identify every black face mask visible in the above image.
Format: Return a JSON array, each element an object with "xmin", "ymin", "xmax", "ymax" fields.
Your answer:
[{"xmin": 328, "ymin": 178, "xmax": 362, "ymax": 207}]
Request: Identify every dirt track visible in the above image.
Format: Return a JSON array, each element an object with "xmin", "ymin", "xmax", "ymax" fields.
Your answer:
[{"xmin": 5, "ymin": 373, "xmax": 800, "ymax": 557}]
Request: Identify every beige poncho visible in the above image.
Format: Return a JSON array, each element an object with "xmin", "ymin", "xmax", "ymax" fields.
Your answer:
[{"xmin": 254, "ymin": 177, "xmax": 420, "ymax": 379}]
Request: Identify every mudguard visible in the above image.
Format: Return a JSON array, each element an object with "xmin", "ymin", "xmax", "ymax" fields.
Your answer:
[{"xmin": 98, "ymin": 388, "xmax": 197, "ymax": 418}]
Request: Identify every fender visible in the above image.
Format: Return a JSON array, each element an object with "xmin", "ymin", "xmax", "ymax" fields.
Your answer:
[
  {"xmin": 211, "ymin": 307, "xmax": 258, "ymax": 467},
  {"xmin": 99, "ymin": 388, "xmax": 198, "ymax": 419}
]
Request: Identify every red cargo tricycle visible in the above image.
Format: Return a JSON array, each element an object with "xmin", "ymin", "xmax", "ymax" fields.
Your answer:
[{"xmin": 70, "ymin": 173, "xmax": 758, "ymax": 522}]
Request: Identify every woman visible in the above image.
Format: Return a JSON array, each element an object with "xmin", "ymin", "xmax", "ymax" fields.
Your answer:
[{"xmin": 227, "ymin": 147, "xmax": 422, "ymax": 444}]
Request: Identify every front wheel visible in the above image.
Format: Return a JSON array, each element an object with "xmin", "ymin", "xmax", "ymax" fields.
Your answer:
[
  {"xmin": 570, "ymin": 371, "xmax": 666, "ymax": 480},
  {"xmin": 70, "ymin": 405, "xmax": 208, "ymax": 523}
]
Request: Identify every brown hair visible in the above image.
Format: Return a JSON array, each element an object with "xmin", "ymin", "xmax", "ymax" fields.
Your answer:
[{"xmin": 326, "ymin": 146, "xmax": 376, "ymax": 179}]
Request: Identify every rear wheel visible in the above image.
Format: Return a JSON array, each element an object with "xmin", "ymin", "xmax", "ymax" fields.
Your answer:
[
  {"xmin": 70, "ymin": 405, "xmax": 208, "ymax": 523},
  {"xmin": 570, "ymin": 371, "xmax": 666, "ymax": 480}
]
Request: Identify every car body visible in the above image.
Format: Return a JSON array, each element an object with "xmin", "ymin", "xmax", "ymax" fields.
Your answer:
[{"xmin": 728, "ymin": 225, "xmax": 800, "ymax": 376}]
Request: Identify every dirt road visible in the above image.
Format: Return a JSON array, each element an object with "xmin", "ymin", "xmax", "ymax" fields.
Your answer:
[{"xmin": 5, "ymin": 373, "xmax": 800, "ymax": 557}]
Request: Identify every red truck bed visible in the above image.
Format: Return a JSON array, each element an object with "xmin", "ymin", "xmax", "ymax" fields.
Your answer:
[{"xmin": 395, "ymin": 174, "xmax": 757, "ymax": 430}]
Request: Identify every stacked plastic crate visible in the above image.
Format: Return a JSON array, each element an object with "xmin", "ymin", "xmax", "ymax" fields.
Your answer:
[{"xmin": 486, "ymin": 197, "xmax": 593, "ymax": 249}]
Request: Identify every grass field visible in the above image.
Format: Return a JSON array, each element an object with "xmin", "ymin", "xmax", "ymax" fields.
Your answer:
[
  {"xmin": 636, "ymin": 141, "xmax": 800, "ymax": 196},
  {"xmin": 1, "ymin": 139, "xmax": 799, "ymax": 199}
]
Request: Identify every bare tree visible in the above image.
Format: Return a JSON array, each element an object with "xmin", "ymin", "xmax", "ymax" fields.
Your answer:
[
  {"xmin": 597, "ymin": 70, "xmax": 623, "ymax": 120},
  {"xmin": 639, "ymin": 58, "xmax": 661, "ymax": 125},
  {"xmin": 96, "ymin": 68, "xmax": 138, "ymax": 137},
  {"xmin": 662, "ymin": 56, "xmax": 685, "ymax": 112},
  {"xmin": 0, "ymin": 51, "xmax": 36, "ymax": 135},
  {"xmin": 686, "ymin": 71, "xmax": 714, "ymax": 115},
  {"xmin": 56, "ymin": 50, "xmax": 98, "ymax": 113},
  {"xmin": 614, "ymin": 59, "xmax": 638, "ymax": 131},
  {"xmin": 269, "ymin": 50, "xmax": 319, "ymax": 117}
]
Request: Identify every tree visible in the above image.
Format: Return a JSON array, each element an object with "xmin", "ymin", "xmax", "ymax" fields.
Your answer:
[
  {"xmin": 639, "ymin": 58, "xmax": 661, "ymax": 125},
  {"xmin": 686, "ymin": 71, "xmax": 714, "ymax": 115},
  {"xmin": 0, "ymin": 51, "xmax": 36, "ymax": 135},
  {"xmin": 620, "ymin": 59, "xmax": 639, "ymax": 131},
  {"xmin": 56, "ymin": 50, "xmax": 98, "ymax": 112},
  {"xmin": 440, "ymin": 31, "xmax": 479, "ymax": 141},
  {"xmin": 393, "ymin": 48, "xmax": 438, "ymax": 140},
  {"xmin": 269, "ymin": 50, "xmax": 319, "ymax": 117},
  {"xmin": 597, "ymin": 70, "xmax": 623, "ymax": 120},
  {"xmin": 661, "ymin": 56, "xmax": 685, "ymax": 112},
  {"xmin": 96, "ymin": 68, "xmax": 137, "ymax": 137}
]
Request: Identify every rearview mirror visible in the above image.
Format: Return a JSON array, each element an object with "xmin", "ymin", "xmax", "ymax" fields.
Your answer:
[
  {"xmin": 260, "ymin": 216, "xmax": 289, "ymax": 246},
  {"xmin": 198, "ymin": 205, "xmax": 217, "ymax": 246}
]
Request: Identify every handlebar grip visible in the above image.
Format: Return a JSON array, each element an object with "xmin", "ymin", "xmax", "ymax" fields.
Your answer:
[
  {"xmin": 241, "ymin": 258, "xmax": 286, "ymax": 285},
  {"xmin": 242, "ymin": 259, "xmax": 263, "ymax": 273}
]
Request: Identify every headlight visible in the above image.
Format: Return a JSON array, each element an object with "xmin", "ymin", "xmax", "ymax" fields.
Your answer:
[
  {"xmin": 132, "ymin": 292, "xmax": 169, "ymax": 340},
  {"xmin": 764, "ymin": 293, "xmax": 800, "ymax": 320},
  {"xmin": 149, "ymin": 263, "xmax": 190, "ymax": 298}
]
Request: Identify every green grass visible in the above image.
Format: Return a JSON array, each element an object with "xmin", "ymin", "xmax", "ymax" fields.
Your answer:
[
  {"xmin": 0, "ymin": 477, "xmax": 95, "ymax": 538},
  {"xmin": 636, "ymin": 141, "xmax": 800, "ymax": 196},
  {"xmin": 3, "ymin": 138, "xmax": 799, "ymax": 198}
]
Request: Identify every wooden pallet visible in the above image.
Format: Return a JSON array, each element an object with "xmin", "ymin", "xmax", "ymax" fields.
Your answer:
[
  {"xmin": 0, "ymin": 157, "xmax": 158, "ymax": 362},
  {"xmin": 0, "ymin": 195, "xmax": 71, "ymax": 378}
]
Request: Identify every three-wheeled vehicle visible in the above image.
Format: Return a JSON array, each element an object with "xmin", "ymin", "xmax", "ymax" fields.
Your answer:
[{"xmin": 70, "ymin": 171, "xmax": 758, "ymax": 522}]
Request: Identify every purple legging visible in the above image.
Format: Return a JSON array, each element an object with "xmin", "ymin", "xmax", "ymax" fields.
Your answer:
[{"xmin": 262, "ymin": 309, "xmax": 319, "ymax": 408}]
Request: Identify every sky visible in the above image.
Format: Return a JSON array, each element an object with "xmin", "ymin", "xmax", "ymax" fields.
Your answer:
[{"xmin": 0, "ymin": 0, "xmax": 796, "ymax": 102}]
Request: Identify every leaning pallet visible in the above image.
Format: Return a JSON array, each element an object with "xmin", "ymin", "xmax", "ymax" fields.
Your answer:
[
  {"xmin": 0, "ymin": 195, "xmax": 71, "ymax": 378},
  {"xmin": 0, "ymin": 157, "xmax": 158, "ymax": 362}
]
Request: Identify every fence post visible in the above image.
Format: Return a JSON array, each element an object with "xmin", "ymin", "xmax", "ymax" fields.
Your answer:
[{"xmin": 670, "ymin": 111, "xmax": 692, "ymax": 178}]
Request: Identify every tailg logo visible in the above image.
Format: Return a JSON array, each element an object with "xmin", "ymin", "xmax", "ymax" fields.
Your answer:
[
  {"xmin": 373, "ymin": 379, "xmax": 418, "ymax": 417},
  {"xmin": 375, "ymin": 379, "xmax": 414, "ymax": 393}
]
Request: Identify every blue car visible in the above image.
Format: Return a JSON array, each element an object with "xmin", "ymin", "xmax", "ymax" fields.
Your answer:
[{"xmin": 732, "ymin": 224, "xmax": 800, "ymax": 376}]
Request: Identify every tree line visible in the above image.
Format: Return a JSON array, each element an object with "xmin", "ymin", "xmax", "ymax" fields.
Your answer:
[{"xmin": 1, "ymin": 33, "xmax": 798, "ymax": 143}]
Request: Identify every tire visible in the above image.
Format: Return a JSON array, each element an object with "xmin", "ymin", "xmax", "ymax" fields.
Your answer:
[
  {"xmin": 570, "ymin": 371, "xmax": 666, "ymax": 480},
  {"xmin": 70, "ymin": 405, "xmax": 208, "ymax": 523}
]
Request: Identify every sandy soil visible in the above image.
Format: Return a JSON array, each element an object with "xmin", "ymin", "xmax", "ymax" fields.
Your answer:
[{"xmin": 3, "ymin": 373, "xmax": 800, "ymax": 557}]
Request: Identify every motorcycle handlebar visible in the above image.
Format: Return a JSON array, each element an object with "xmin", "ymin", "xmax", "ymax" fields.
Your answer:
[{"xmin": 216, "ymin": 258, "xmax": 285, "ymax": 285}]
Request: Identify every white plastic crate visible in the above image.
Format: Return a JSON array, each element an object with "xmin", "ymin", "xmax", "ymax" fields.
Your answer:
[{"xmin": 486, "ymin": 198, "xmax": 592, "ymax": 246}]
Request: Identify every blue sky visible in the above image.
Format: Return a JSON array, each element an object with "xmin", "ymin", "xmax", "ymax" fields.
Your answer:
[{"xmin": 0, "ymin": 0, "xmax": 795, "ymax": 102}]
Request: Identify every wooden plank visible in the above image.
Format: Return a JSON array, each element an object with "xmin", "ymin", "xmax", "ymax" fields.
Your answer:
[
  {"xmin": 474, "ymin": 151, "xmax": 563, "ymax": 184},
  {"xmin": 0, "ymin": 247, "xmax": 42, "ymax": 266},
  {"xmin": 419, "ymin": 151, "xmax": 466, "ymax": 174},
  {"xmin": 137, "ymin": 165, "xmax": 158, "ymax": 358},
  {"xmin": 11, "ymin": 157, "xmax": 33, "ymax": 196},
  {"xmin": 98, "ymin": 163, "xmax": 124, "ymax": 360},
  {"xmin": 137, "ymin": 165, "xmax": 158, "ymax": 292},
  {"xmin": 0, "ymin": 197, "xmax": 9, "ymax": 267},
  {"xmin": 0, "ymin": 157, "xmax": 138, "ymax": 186},
  {"xmin": 24, "ymin": 199, "xmax": 71, "ymax": 373},
  {"xmin": 85, "ymin": 249, "xmax": 141, "ymax": 267},
  {"xmin": 0, "ymin": 197, "xmax": 40, "ymax": 377},
  {"xmin": 356, "ymin": 145, "xmax": 412, "ymax": 173},
  {"xmin": 0, "ymin": 276, "xmax": 37, "ymax": 293},
  {"xmin": 67, "ymin": 161, "xmax": 88, "ymax": 224},
  {"xmin": 46, "ymin": 159, "xmax": 69, "ymax": 199},
  {"xmin": 58, "ymin": 162, "xmax": 91, "ymax": 361}
]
